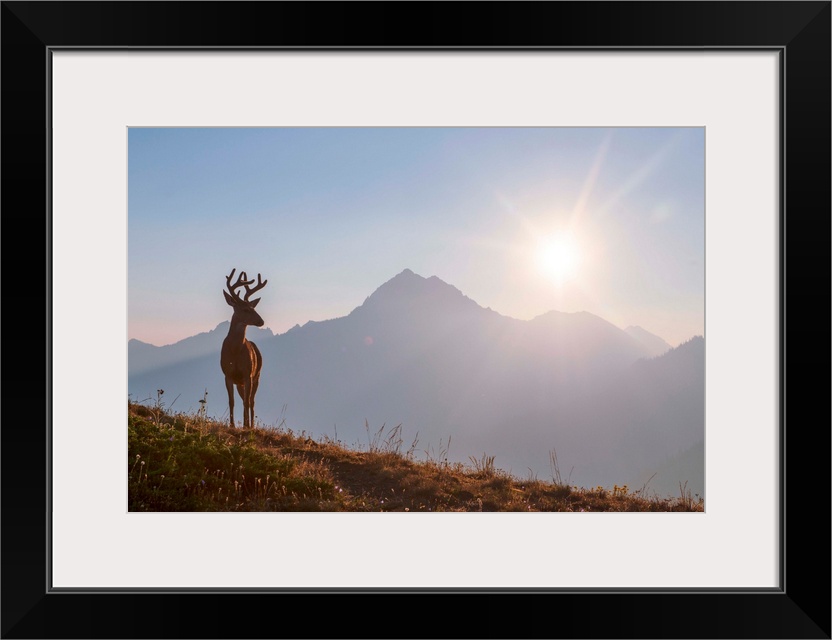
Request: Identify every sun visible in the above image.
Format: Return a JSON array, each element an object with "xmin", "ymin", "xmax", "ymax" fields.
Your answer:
[{"xmin": 536, "ymin": 234, "xmax": 580, "ymax": 281}]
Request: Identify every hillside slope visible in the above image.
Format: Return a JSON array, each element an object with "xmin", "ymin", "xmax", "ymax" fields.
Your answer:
[{"xmin": 128, "ymin": 402, "xmax": 704, "ymax": 512}]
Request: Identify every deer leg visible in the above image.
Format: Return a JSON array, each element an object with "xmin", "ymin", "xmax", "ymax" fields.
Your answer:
[
  {"xmin": 237, "ymin": 383, "xmax": 248, "ymax": 427},
  {"xmin": 241, "ymin": 380, "xmax": 253, "ymax": 427},
  {"xmin": 250, "ymin": 378, "xmax": 259, "ymax": 427},
  {"xmin": 225, "ymin": 377, "xmax": 235, "ymax": 428}
]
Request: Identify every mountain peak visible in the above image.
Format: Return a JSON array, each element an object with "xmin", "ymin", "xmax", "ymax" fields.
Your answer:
[
  {"xmin": 385, "ymin": 267, "xmax": 424, "ymax": 285},
  {"xmin": 355, "ymin": 269, "xmax": 479, "ymax": 317}
]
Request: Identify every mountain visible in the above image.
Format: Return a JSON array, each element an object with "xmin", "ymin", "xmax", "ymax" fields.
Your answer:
[
  {"xmin": 625, "ymin": 325, "xmax": 673, "ymax": 358},
  {"xmin": 565, "ymin": 336, "xmax": 705, "ymax": 495},
  {"xmin": 129, "ymin": 269, "xmax": 704, "ymax": 494}
]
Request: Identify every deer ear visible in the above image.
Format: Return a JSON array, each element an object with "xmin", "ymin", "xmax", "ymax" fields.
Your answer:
[
  {"xmin": 223, "ymin": 290, "xmax": 236, "ymax": 306},
  {"xmin": 249, "ymin": 297, "xmax": 261, "ymax": 308}
]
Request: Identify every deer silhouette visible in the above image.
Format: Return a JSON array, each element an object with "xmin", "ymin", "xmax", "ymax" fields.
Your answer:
[{"xmin": 221, "ymin": 268, "xmax": 268, "ymax": 428}]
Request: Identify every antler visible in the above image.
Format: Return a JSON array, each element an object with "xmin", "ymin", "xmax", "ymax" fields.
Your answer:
[
  {"xmin": 243, "ymin": 273, "xmax": 268, "ymax": 303},
  {"xmin": 226, "ymin": 268, "xmax": 254, "ymax": 304}
]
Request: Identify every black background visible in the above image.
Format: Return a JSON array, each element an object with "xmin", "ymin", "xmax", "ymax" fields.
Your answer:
[{"xmin": 2, "ymin": 2, "xmax": 829, "ymax": 638}]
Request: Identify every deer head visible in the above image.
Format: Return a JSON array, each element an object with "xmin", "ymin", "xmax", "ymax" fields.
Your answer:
[{"xmin": 223, "ymin": 268, "xmax": 268, "ymax": 327}]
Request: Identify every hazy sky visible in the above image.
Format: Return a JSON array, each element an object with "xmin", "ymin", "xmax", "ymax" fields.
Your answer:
[{"xmin": 129, "ymin": 127, "xmax": 704, "ymax": 347}]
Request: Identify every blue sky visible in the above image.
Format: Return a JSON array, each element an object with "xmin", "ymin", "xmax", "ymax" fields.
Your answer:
[{"xmin": 128, "ymin": 127, "xmax": 704, "ymax": 347}]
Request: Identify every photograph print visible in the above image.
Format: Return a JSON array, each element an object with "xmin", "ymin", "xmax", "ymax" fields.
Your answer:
[{"xmin": 128, "ymin": 127, "xmax": 705, "ymax": 512}]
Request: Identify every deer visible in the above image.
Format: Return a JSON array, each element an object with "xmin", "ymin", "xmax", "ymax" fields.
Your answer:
[{"xmin": 221, "ymin": 268, "xmax": 268, "ymax": 428}]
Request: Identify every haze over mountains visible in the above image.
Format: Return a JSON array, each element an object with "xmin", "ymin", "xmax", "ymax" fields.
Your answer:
[{"xmin": 129, "ymin": 269, "xmax": 704, "ymax": 497}]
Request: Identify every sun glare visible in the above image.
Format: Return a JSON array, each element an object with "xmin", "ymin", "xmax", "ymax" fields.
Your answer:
[{"xmin": 536, "ymin": 234, "xmax": 580, "ymax": 281}]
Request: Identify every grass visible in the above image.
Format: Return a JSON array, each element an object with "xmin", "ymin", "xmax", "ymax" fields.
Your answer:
[{"xmin": 128, "ymin": 401, "xmax": 704, "ymax": 512}]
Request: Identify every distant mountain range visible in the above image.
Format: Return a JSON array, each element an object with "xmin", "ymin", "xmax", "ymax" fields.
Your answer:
[
  {"xmin": 129, "ymin": 268, "xmax": 703, "ymax": 497},
  {"xmin": 129, "ymin": 323, "xmax": 274, "ymax": 376}
]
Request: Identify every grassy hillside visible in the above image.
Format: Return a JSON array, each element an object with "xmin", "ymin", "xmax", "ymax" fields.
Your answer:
[{"xmin": 128, "ymin": 401, "xmax": 704, "ymax": 512}]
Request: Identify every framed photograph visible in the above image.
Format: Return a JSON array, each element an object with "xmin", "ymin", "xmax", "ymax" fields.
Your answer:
[
  {"xmin": 125, "ymin": 124, "xmax": 708, "ymax": 514},
  {"xmin": 4, "ymin": 2, "xmax": 829, "ymax": 638}
]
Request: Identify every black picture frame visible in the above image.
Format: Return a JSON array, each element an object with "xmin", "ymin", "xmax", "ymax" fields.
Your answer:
[{"xmin": 2, "ymin": 2, "xmax": 829, "ymax": 638}]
